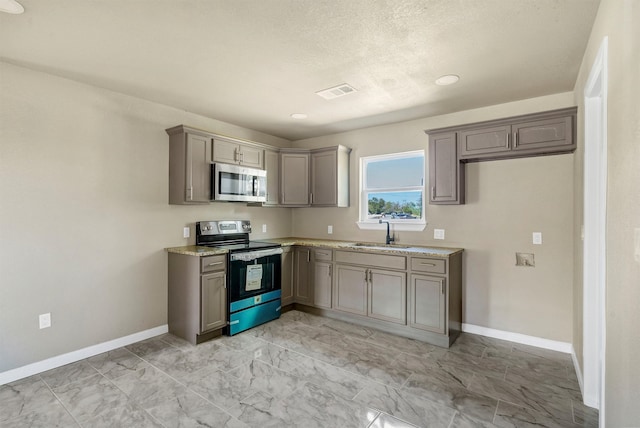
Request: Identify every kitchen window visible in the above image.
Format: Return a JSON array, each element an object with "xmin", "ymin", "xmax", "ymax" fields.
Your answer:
[{"xmin": 357, "ymin": 150, "xmax": 426, "ymax": 231}]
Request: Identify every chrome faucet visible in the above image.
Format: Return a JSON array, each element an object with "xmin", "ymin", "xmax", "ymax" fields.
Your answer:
[{"xmin": 379, "ymin": 219, "xmax": 395, "ymax": 245}]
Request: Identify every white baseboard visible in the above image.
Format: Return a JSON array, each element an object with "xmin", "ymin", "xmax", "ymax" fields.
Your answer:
[
  {"xmin": 461, "ymin": 323, "xmax": 573, "ymax": 354},
  {"xmin": 571, "ymin": 345, "xmax": 586, "ymax": 399},
  {"xmin": 0, "ymin": 325, "xmax": 168, "ymax": 385}
]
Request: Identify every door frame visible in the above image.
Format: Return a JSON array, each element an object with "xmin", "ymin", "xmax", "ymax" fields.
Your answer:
[{"xmin": 582, "ymin": 36, "xmax": 608, "ymax": 422}]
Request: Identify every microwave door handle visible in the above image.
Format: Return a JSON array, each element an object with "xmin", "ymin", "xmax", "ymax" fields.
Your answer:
[{"xmin": 253, "ymin": 176, "xmax": 258, "ymax": 196}]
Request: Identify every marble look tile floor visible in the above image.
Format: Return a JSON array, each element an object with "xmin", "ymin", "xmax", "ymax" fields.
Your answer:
[{"xmin": 0, "ymin": 310, "xmax": 599, "ymax": 427}]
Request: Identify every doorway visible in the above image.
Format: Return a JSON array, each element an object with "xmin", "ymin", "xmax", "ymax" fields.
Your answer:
[{"xmin": 582, "ymin": 36, "xmax": 607, "ymax": 424}]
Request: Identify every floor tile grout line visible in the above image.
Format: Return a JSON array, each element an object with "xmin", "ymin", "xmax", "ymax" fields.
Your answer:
[{"xmin": 39, "ymin": 372, "xmax": 86, "ymax": 428}]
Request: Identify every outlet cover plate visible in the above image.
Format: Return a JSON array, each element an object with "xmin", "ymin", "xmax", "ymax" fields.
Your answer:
[
  {"xmin": 39, "ymin": 313, "xmax": 51, "ymax": 329},
  {"xmin": 328, "ymin": 225, "xmax": 333, "ymax": 234},
  {"xmin": 262, "ymin": 224, "xmax": 267, "ymax": 233},
  {"xmin": 183, "ymin": 227, "xmax": 190, "ymax": 238},
  {"xmin": 434, "ymin": 229, "xmax": 445, "ymax": 240},
  {"xmin": 533, "ymin": 232, "xmax": 542, "ymax": 245}
]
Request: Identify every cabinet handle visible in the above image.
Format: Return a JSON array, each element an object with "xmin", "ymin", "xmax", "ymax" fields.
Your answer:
[
  {"xmin": 513, "ymin": 132, "xmax": 518, "ymax": 148},
  {"xmin": 420, "ymin": 262, "xmax": 437, "ymax": 267},
  {"xmin": 207, "ymin": 262, "xmax": 224, "ymax": 266},
  {"xmin": 369, "ymin": 270, "xmax": 373, "ymax": 282},
  {"xmin": 307, "ymin": 252, "xmax": 310, "ymax": 263},
  {"xmin": 329, "ymin": 265, "xmax": 332, "ymax": 277},
  {"xmin": 431, "ymin": 186, "xmax": 435, "ymax": 201},
  {"xmin": 506, "ymin": 133, "xmax": 511, "ymax": 149},
  {"xmin": 233, "ymin": 148, "xmax": 238, "ymax": 162},
  {"xmin": 186, "ymin": 187, "xmax": 193, "ymax": 201},
  {"xmin": 364, "ymin": 269, "xmax": 368, "ymax": 283},
  {"xmin": 310, "ymin": 193, "xmax": 313, "ymax": 204},
  {"xmin": 240, "ymin": 151, "xmax": 244, "ymax": 163},
  {"xmin": 441, "ymin": 282, "xmax": 445, "ymax": 294}
]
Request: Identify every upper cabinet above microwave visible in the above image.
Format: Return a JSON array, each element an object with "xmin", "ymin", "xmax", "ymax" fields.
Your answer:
[{"xmin": 212, "ymin": 136, "xmax": 263, "ymax": 169}]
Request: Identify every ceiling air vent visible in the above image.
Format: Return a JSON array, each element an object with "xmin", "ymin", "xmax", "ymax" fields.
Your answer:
[{"xmin": 315, "ymin": 83, "xmax": 358, "ymax": 100}]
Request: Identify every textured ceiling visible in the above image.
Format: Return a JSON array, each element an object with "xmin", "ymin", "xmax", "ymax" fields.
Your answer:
[{"xmin": 0, "ymin": 0, "xmax": 600, "ymax": 140}]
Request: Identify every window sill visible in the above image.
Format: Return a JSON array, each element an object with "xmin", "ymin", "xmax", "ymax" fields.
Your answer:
[{"xmin": 356, "ymin": 221, "xmax": 427, "ymax": 232}]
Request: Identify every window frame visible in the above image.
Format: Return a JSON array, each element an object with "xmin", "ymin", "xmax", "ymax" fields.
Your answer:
[{"xmin": 357, "ymin": 150, "xmax": 427, "ymax": 231}]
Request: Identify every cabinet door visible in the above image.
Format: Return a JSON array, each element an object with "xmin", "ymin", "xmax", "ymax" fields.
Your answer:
[
  {"xmin": 334, "ymin": 264, "xmax": 367, "ymax": 316},
  {"xmin": 280, "ymin": 152, "xmax": 310, "ymax": 205},
  {"xmin": 313, "ymin": 261, "xmax": 332, "ymax": 309},
  {"xmin": 186, "ymin": 134, "xmax": 212, "ymax": 203},
  {"xmin": 281, "ymin": 247, "xmax": 294, "ymax": 306},
  {"xmin": 238, "ymin": 144, "xmax": 263, "ymax": 168},
  {"xmin": 212, "ymin": 138, "xmax": 239, "ymax": 164},
  {"xmin": 429, "ymin": 132, "xmax": 464, "ymax": 205},
  {"xmin": 201, "ymin": 271, "xmax": 227, "ymax": 333},
  {"xmin": 458, "ymin": 125, "xmax": 511, "ymax": 159},
  {"xmin": 512, "ymin": 116, "xmax": 573, "ymax": 154},
  {"xmin": 310, "ymin": 149, "xmax": 337, "ymax": 206},
  {"xmin": 410, "ymin": 274, "xmax": 446, "ymax": 334},
  {"xmin": 294, "ymin": 248, "xmax": 312, "ymax": 305},
  {"xmin": 264, "ymin": 150, "xmax": 280, "ymax": 206},
  {"xmin": 368, "ymin": 269, "xmax": 406, "ymax": 325}
]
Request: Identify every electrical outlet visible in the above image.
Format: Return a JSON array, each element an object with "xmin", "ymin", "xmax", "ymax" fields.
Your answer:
[
  {"xmin": 262, "ymin": 224, "xmax": 267, "ymax": 233},
  {"xmin": 434, "ymin": 229, "xmax": 445, "ymax": 240},
  {"xmin": 39, "ymin": 313, "xmax": 51, "ymax": 329},
  {"xmin": 327, "ymin": 225, "xmax": 333, "ymax": 234},
  {"xmin": 533, "ymin": 232, "xmax": 542, "ymax": 245},
  {"xmin": 183, "ymin": 227, "xmax": 190, "ymax": 238}
]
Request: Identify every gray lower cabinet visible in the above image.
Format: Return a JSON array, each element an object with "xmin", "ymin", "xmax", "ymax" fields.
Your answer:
[
  {"xmin": 334, "ymin": 264, "xmax": 368, "ymax": 316},
  {"xmin": 166, "ymin": 126, "xmax": 212, "ymax": 204},
  {"xmin": 410, "ymin": 274, "xmax": 446, "ymax": 334},
  {"xmin": 291, "ymin": 246, "xmax": 462, "ymax": 348},
  {"xmin": 168, "ymin": 253, "xmax": 227, "ymax": 344},
  {"xmin": 281, "ymin": 246, "xmax": 294, "ymax": 306},
  {"xmin": 369, "ymin": 269, "xmax": 407, "ymax": 325},
  {"xmin": 312, "ymin": 249, "xmax": 333, "ymax": 309},
  {"xmin": 201, "ymin": 271, "xmax": 227, "ymax": 333},
  {"xmin": 293, "ymin": 247, "xmax": 312, "ymax": 305}
]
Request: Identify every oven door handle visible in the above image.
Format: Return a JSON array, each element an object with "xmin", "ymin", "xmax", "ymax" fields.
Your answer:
[{"xmin": 230, "ymin": 247, "xmax": 283, "ymax": 262}]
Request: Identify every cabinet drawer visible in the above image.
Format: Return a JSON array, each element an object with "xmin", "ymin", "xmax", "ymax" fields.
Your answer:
[
  {"xmin": 201, "ymin": 255, "xmax": 226, "ymax": 273},
  {"xmin": 314, "ymin": 249, "xmax": 333, "ymax": 261},
  {"xmin": 410, "ymin": 257, "xmax": 446, "ymax": 274},
  {"xmin": 335, "ymin": 251, "xmax": 406, "ymax": 270}
]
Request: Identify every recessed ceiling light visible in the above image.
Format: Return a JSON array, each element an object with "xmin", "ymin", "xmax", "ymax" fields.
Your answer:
[
  {"xmin": 0, "ymin": 0, "xmax": 24, "ymax": 14},
  {"xmin": 290, "ymin": 113, "xmax": 308, "ymax": 120},
  {"xmin": 435, "ymin": 74, "xmax": 460, "ymax": 86}
]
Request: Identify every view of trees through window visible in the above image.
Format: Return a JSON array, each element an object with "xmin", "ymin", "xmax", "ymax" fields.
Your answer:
[{"xmin": 367, "ymin": 191, "xmax": 422, "ymax": 219}]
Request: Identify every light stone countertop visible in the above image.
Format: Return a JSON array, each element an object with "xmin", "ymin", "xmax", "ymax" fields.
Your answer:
[
  {"xmin": 165, "ymin": 245, "xmax": 228, "ymax": 257},
  {"xmin": 264, "ymin": 237, "xmax": 462, "ymax": 257},
  {"xmin": 166, "ymin": 238, "xmax": 463, "ymax": 258}
]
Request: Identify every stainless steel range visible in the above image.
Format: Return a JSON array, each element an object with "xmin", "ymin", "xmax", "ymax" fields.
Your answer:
[{"xmin": 196, "ymin": 220, "xmax": 282, "ymax": 335}]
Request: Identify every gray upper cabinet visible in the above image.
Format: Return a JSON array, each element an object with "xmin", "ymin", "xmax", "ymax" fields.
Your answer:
[
  {"xmin": 458, "ymin": 125, "xmax": 511, "ymax": 159},
  {"xmin": 264, "ymin": 149, "xmax": 280, "ymax": 206},
  {"xmin": 310, "ymin": 146, "xmax": 351, "ymax": 207},
  {"xmin": 212, "ymin": 136, "xmax": 263, "ymax": 168},
  {"xmin": 456, "ymin": 108, "xmax": 576, "ymax": 161},
  {"xmin": 166, "ymin": 126, "xmax": 212, "ymax": 205},
  {"xmin": 280, "ymin": 150, "xmax": 310, "ymax": 206},
  {"xmin": 428, "ymin": 132, "xmax": 464, "ymax": 205}
]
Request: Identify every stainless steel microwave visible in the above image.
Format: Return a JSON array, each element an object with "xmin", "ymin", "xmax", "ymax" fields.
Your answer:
[{"xmin": 211, "ymin": 163, "xmax": 267, "ymax": 202}]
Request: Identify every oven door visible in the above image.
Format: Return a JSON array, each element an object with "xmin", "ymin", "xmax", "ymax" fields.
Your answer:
[
  {"xmin": 212, "ymin": 163, "xmax": 267, "ymax": 202},
  {"xmin": 228, "ymin": 248, "xmax": 282, "ymax": 302}
]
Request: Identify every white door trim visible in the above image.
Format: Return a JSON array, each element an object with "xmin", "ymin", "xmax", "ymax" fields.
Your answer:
[{"xmin": 582, "ymin": 36, "xmax": 608, "ymax": 423}]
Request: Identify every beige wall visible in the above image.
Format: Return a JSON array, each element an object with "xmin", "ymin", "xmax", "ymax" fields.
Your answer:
[
  {"xmin": 572, "ymin": 0, "xmax": 640, "ymax": 425},
  {"xmin": 0, "ymin": 62, "xmax": 292, "ymax": 372},
  {"xmin": 292, "ymin": 93, "xmax": 576, "ymax": 342}
]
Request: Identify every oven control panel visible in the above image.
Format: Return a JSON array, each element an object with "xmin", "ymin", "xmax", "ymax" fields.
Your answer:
[{"xmin": 197, "ymin": 220, "xmax": 251, "ymax": 235}]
